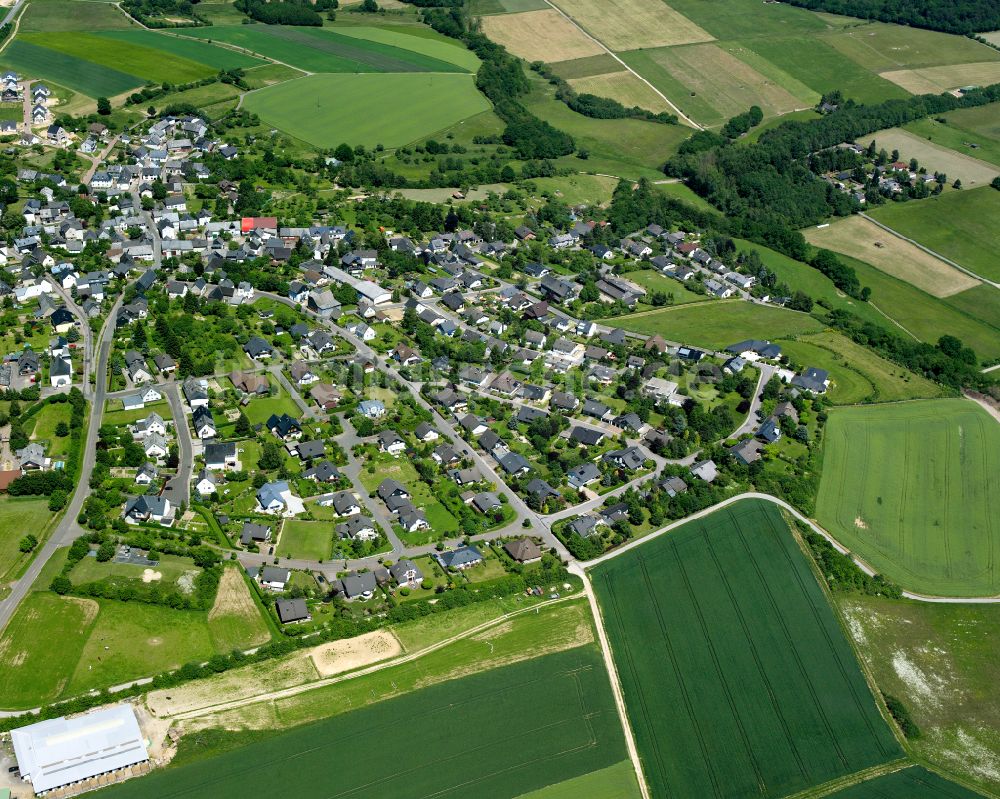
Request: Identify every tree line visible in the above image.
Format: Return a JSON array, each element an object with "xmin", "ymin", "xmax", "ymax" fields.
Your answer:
[
  {"xmin": 780, "ymin": 0, "xmax": 1000, "ymax": 35},
  {"xmin": 234, "ymin": 0, "xmax": 323, "ymax": 25}
]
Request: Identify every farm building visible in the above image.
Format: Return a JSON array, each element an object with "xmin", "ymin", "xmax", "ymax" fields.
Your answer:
[{"xmin": 11, "ymin": 704, "xmax": 149, "ymax": 795}]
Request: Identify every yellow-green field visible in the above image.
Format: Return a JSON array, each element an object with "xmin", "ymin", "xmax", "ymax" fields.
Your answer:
[
  {"xmin": 568, "ymin": 71, "xmax": 670, "ymax": 113},
  {"xmin": 550, "ymin": 0, "xmax": 713, "ymax": 50},
  {"xmin": 479, "ymin": 9, "xmax": 604, "ymax": 63}
]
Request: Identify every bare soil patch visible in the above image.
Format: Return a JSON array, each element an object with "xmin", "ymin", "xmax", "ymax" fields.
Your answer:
[
  {"xmin": 310, "ymin": 630, "xmax": 402, "ymax": 677},
  {"xmin": 141, "ymin": 569, "xmax": 162, "ymax": 583},
  {"xmin": 805, "ymin": 215, "xmax": 980, "ymax": 297},
  {"xmin": 479, "ymin": 9, "xmax": 604, "ymax": 63}
]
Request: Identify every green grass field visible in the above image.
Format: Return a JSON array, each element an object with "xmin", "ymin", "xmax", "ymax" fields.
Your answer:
[
  {"xmin": 69, "ymin": 553, "xmax": 197, "ymax": 586},
  {"xmin": 241, "ymin": 386, "xmax": 303, "ymax": 426},
  {"xmin": 181, "ymin": 24, "xmax": 470, "ymax": 73},
  {"xmin": 610, "ymin": 300, "xmax": 824, "ymax": 350},
  {"xmin": 592, "ymin": 499, "xmax": 902, "ymax": 799},
  {"xmin": 515, "ymin": 761, "xmax": 641, "ymax": 799},
  {"xmin": 661, "ymin": 0, "xmax": 829, "ymax": 40},
  {"xmin": 867, "ymin": 188, "xmax": 1000, "ymax": 284},
  {"xmin": 827, "ymin": 767, "xmax": 985, "ymax": 798},
  {"xmin": 817, "ymin": 400, "xmax": 1000, "ymax": 596},
  {"xmin": 96, "ymin": 646, "xmax": 629, "ymax": 799},
  {"xmin": 277, "ymin": 519, "xmax": 332, "ymax": 561},
  {"xmin": 905, "ymin": 110, "xmax": 1000, "ymax": 170},
  {"xmin": 776, "ymin": 331, "xmax": 947, "ymax": 404},
  {"xmin": 822, "ymin": 22, "xmax": 1000, "ymax": 72},
  {"xmin": 626, "ymin": 270, "xmax": 711, "ymax": 305},
  {"xmin": 96, "ymin": 29, "xmax": 265, "ymax": 70},
  {"xmin": 330, "ymin": 23, "xmax": 480, "ymax": 71},
  {"xmin": 836, "ymin": 254, "xmax": 1000, "ymax": 362},
  {"xmin": 19, "ymin": 0, "xmax": 134, "ymax": 31},
  {"xmin": 0, "ymin": 496, "xmax": 57, "ymax": 584},
  {"xmin": 0, "ymin": 39, "xmax": 142, "ymax": 97},
  {"xmin": 28, "ymin": 401, "xmax": 73, "ymax": 458},
  {"xmin": 842, "ymin": 596, "xmax": 1000, "ymax": 796},
  {"xmin": 243, "ymin": 72, "xmax": 491, "ymax": 149}
]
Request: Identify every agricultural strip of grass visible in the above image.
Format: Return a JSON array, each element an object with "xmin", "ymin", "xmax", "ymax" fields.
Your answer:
[
  {"xmin": 821, "ymin": 23, "xmax": 1000, "ymax": 72},
  {"xmin": 861, "ymin": 128, "xmax": 1000, "ymax": 188},
  {"xmin": 19, "ymin": 31, "xmax": 218, "ymax": 84},
  {"xmin": 826, "ymin": 766, "xmax": 985, "ymax": 798},
  {"xmin": 0, "ymin": 40, "xmax": 141, "ymax": 97},
  {"xmin": 881, "ymin": 63, "xmax": 1000, "ymax": 96},
  {"xmin": 657, "ymin": 0, "xmax": 828, "ymax": 40},
  {"xmin": 19, "ymin": 0, "xmax": 134, "ymax": 31},
  {"xmin": 775, "ymin": 331, "xmax": 946, "ymax": 404},
  {"xmin": 620, "ymin": 43, "xmax": 806, "ymax": 128},
  {"xmin": 805, "ymin": 216, "xmax": 980, "ymax": 298},
  {"xmin": 95, "ymin": 29, "xmax": 265, "ymax": 70},
  {"xmin": 567, "ymin": 71, "xmax": 671, "ymax": 113},
  {"xmin": 548, "ymin": 53, "xmax": 622, "ymax": 80},
  {"xmin": 834, "ymin": 253, "xmax": 1000, "ymax": 361},
  {"xmin": 330, "ymin": 23, "xmax": 480, "ymax": 71},
  {"xmin": 610, "ymin": 300, "xmax": 824, "ymax": 350},
  {"xmin": 865, "ymin": 187, "xmax": 1000, "ymax": 284},
  {"xmin": 738, "ymin": 35, "xmax": 909, "ymax": 105},
  {"xmin": 515, "ymin": 761, "xmax": 641, "ymax": 799},
  {"xmin": 549, "ymin": 0, "xmax": 714, "ymax": 50},
  {"xmin": 816, "ymin": 399, "xmax": 1000, "ymax": 596},
  {"xmin": 592, "ymin": 499, "xmax": 902, "ymax": 799},
  {"xmin": 243, "ymin": 73, "xmax": 491, "ymax": 149},
  {"xmin": 264, "ymin": 26, "xmax": 470, "ymax": 73},
  {"xmin": 97, "ymin": 646, "xmax": 627, "ymax": 799},
  {"xmin": 903, "ymin": 111, "xmax": 1000, "ymax": 170},
  {"xmin": 479, "ymin": 9, "xmax": 604, "ymax": 63}
]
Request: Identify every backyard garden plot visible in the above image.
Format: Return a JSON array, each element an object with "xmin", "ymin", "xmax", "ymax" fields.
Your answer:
[
  {"xmin": 805, "ymin": 216, "xmax": 981, "ymax": 298},
  {"xmin": 550, "ymin": 0, "xmax": 714, "ymax": 50},
  {"xmin": 881, "ymin": 63, "xmax": 1000, "ymax": 96},
  {"xmin": 592, "ymin": 499, "xmax": 902, "ymax": 799},
  {"xmin": 620, "ymin": 43, "xmax": 808, "ymax": 127},
  {"xmin": 478, "ymin": 9, "xmax": 604, "ymax": 63},
  {"xmin": 568, "ymin": 71, "xmax": 670, "ymax": 113},
  {"xmin": 242, "ymin": 73, "xmax": 491, "ymax": 149},
  {"xmin": 611, "ymin": 300, "xmax": 824, "ymax": 350},
  {"xmin": 828, "ymin": 768, "xmax": 986, "ymax": 798},
  {"xmin": 817, "ymin": 400, "xmax": 1000, "ymax": 596},
  {"xmin": 98, "ymin": 647, "xmax": 630, "ymax": 799},
  {"xmin": 866, "ymin": 187, "xmax": 1000, "ymax": 284}
]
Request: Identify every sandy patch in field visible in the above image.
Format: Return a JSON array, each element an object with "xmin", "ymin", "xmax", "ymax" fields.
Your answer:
[
  {"xmin": 805, "ymin": 216, "xmax": 980, "ymax": 298},
  {"xmin": 310, "ymin": 630, "xmax": 402, "ymax": 677},
  {"xmin": 146, "ymin": 653, "xmax": 320, "ymax": 717},
  {"xmin": 552, "ymin": 0, "xmax": 713, "ymax": 50},
  {"xmin": 863, "ymin": 127, "xmax": 1000, "ymax": 188},
  {"xmin": 208, "ymin": 566, "xmax": 259, "ymax": 621},
  {"xmin": 891, "ymin": 650, "xmax": 944, "ymax": 711},
  {"xmin": 568, "ymin": 70, "xmax": 670, "ymax": 113},
  {"xmin": 142, "ymin": 569, "xmax": 162, "ymax": 583},
  {"xmin": 881, "ymin": 62, "xmax": 1000, "ymax": 96},
  {"xmin": 479, "ymin": 9, "xmax": 604, "ymax": 63},
  {"xmin": 941, "ymin": 728, "xmax": 1000, "ymax": 783},
  {"xmin": 854, "ymin": 516, "xmax": 868, "ymax": 530}
]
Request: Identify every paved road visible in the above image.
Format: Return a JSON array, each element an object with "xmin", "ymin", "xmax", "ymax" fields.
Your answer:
[
  {"xmin": 162, "ymin": 384, "xmax": 191, "ymax": 508},
  {"xmin": 730, "ymin": 363, "xmax": 776, "ymax": 439}
]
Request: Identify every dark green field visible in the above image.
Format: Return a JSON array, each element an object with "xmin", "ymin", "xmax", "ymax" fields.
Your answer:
[
  {"xmin": 94, "ymin": 646, "xmax": 628, "ymax": 798},
  {"xmin": 826, "ymin": 766, "xmax": 984, "ymax": 798},
  {"xmin": 181, "ymin": 24, "xmax": 470, "ymax": 73},
  {"xmin": 0, "ymin": 39, "xmax": 141, "ymax": 96},
  {"xmin": 592, "ymin": 499, "xmax": 902, "ymax": 799}
]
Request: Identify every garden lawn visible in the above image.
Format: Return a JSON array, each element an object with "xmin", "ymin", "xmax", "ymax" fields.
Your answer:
[
  {"xmin": 866, "ymin": 188, "xmax": 1000, "ymax": 283},
  {"xmin": 0, "ymin": 496, "xmax": 58, "ymax": 584},
  {"xmin": 243, "ymin": 72, "xmax": 490, "ymax": 149},
  {"xmin": 277, "ymin": 519, "xmax": 332, "ymax": 561},
  {"xmin": 627, "ymin": 270, "xmax": 710, "ymax": 304},
  {"xmin": 97, "ymin": 646, "xmax": 628, "ymax": 799},
  {"xmin": 592, "ymin": 499, "xmax": 902, "ymax": 799},
  {"xmin": 817, "ymin": 400, "xmax": 1000, "ymax": 596},
  {"xmin": 28, "ymin": 401, "xmax": 73, "ymax": 457},
  {"xmin": 359, "ymin": 457, "xmax": 458, "ymax": 536},
  {"xmin": 242, "ymin": 387, "xmax": 302, "ymax": 425},
  {"xmin": 610, "ymin": 300, "xmax": 823, "ymax": 350}
]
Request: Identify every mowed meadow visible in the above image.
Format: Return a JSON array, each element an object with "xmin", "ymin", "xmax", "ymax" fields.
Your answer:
[
  {"xmin": 592, "ymin": 499, "xmax": 903, "ymax": 798},
  {"xmin": 817, "ymin": 400, "xmax": 1000, "ymax": 596}
]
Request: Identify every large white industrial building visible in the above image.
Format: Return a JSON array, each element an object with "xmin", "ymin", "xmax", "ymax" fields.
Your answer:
[{"xmin": 11, "ymin": 704, "xmax": 149, "ymax": 795}]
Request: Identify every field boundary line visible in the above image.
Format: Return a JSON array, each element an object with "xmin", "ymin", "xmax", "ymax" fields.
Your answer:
[
  {"xmin": 570, "ymin": 563, "xmax": 652, "ymax": 799},
  {"xmin": 781, "ymin": 758, "xmax": 911, "ymax": 799},
  {"xmin": 536, "ymin": 0, "xmax": 703, "ymax": 130},
  {"xmin": 580, "ymin": 493, "xmax": 1000, "ymax": 603},
  {"xmin": 859, "ymin": 212, "xmax": 1000, "ymax": 290}
]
